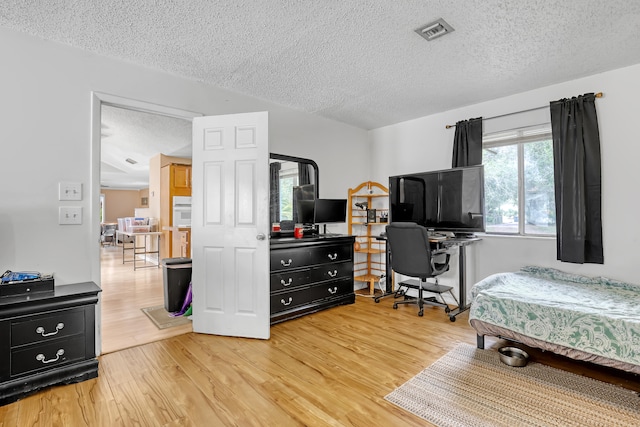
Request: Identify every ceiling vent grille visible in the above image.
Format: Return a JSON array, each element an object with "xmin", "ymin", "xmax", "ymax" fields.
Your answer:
[
  {"xmin": 125, "ymin": 158, "xmax": 138, "ymax": 165},
  {"xmin": 415, "ymin": 19, "xmax": 454, "ymax": 41}
]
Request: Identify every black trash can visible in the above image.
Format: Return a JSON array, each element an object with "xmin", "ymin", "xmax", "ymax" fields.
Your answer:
[{"xmin": 161, "ymin": 257, "xmax": 192, "ymax": 313}]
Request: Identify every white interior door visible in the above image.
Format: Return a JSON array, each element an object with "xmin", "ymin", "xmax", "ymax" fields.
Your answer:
[{"xmin": 191, "ymin": 112, "xmax": 270, "ymax": 339}]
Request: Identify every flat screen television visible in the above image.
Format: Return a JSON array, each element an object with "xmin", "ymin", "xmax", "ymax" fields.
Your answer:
[
  {"xmin": 313, "ymin": 198, "xmax": 347, "ymax": 224},
  {"xmin": 389, "ymin": 165, "xmax": 485, "ymax": 236}
]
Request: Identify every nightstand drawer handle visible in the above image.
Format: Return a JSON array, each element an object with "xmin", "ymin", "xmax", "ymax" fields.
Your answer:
[
  {"xmin": 280, "ymin": 297, "xmax": 293, "ymax": 306},
  {"xmin": 280, "ymin": 278, "xmax": 293, "ymax": 286},
  {"xmin": 328, "ymin": 253, "xmax": 338, "ymax": 261},
  {"xmin": 36, "ymin": 349, "xmax": 65, "ymax": 364},
  {"xmin": 328, "ymin": 270, "xmax": 338, "ymax": 278},
  {"xmin": 280, "ymin": 259, "xmax": 292, "ymax": 267},
  {"xmin": 328, "ymin": 287, "xmax": 338, "ymax": 294},
  {"xmin": 36, "ymin": 322, "xmax": 65, "ymax": 337}
]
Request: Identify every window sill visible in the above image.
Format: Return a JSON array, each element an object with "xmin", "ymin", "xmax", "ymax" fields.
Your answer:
[{"xmin": 477, "ymin": 232, "xmax": 556, "ymax": 241}]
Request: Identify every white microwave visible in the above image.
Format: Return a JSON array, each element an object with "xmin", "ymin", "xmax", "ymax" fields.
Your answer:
[{"xmin": 173, "ymin": 196, "xmax": 192, "ymax": 227}]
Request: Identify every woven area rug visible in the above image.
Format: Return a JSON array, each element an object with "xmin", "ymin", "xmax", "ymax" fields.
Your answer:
[
  {"xmin": 385, "ymin": 343, "xmax": 640, "ymax": 427},
  {"xmin": 141, "ymin": 305, "xmax": 191, "ymax": 330}
]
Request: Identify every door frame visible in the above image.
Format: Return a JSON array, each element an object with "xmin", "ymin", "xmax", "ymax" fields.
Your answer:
[{"xmin": 90, "ymin": 92, "xmax": 202, "ymax": 354}]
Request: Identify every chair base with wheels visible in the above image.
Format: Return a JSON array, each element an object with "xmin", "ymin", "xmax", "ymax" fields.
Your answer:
[
  {"xmin": 393, "ymin": 278, "xmax": 458, "ymax": 317},
  {"xmin": 385, "ymin": 222, "xmax": 452, "ymax": 317}
]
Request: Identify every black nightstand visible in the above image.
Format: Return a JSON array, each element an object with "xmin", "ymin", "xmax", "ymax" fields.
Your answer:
[{"xmin": 0, "ymin": 281, "xmax": 101, "ymax": 406}]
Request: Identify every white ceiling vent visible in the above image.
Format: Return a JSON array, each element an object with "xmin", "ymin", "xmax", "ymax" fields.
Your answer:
[{"xmin": 415, "ymin": 19, "xmax": 454, "ymax": 41}]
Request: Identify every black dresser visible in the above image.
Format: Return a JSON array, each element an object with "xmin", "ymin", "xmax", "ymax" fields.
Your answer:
[
  {"xmin": 0, "ymin": 281, "xmax": 101, "ymax": 406},
  {"xmin": 270, "ymin": 234, "xmax": 355, "ymax": 324}
]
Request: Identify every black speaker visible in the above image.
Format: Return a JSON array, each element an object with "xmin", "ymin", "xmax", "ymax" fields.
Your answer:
[{"xmin": 366, "ymin": 209, "xmax": 377, "ymax": 223}]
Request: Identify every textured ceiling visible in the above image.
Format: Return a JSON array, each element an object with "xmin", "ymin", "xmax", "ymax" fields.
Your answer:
[
  {"xmin": 3, "ymin": 1, "xmax": 640, "ymax": 130},
  {"xmin": 100, "ymin": 106, "xmax": 191, "ymax": 189},
  {"xmin": 4, "ymin": 1, "xmax": 640, "ymax": 189}
]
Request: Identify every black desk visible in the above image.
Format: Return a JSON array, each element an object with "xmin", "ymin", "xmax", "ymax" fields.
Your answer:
[
  {"xmin": 376, "ymin": 234, "xmax": 480, "ymax": 321},
  {"xmin": 117, "ymin": 231, "xmax": 162, "ymax": 270}
]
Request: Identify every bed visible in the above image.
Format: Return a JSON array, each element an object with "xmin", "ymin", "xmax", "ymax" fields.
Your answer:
[{"xmin": 469, "ymin": 266, "xmax": 640, "ymax": 374}]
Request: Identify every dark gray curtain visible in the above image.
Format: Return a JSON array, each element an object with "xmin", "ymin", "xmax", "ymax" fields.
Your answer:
[
  {"xmin": 550, "ymin": 93, "xmax": 603, "ymax": 264},
  {"xmin": 270, "ymin": 162, "xmax": 281, "ymax": 224},
  {"xmin": 298, "ymin": 163, "xmax": 311, "ymax": 186},
  {"xmin": 452, "ymin": 117, "xmax": 483, "ymax": 167}
]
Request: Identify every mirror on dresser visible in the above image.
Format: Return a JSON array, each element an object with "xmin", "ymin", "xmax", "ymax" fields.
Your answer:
[{"xmin": 269, "ymin": 153, "xmax": 319, "ymax": 228}]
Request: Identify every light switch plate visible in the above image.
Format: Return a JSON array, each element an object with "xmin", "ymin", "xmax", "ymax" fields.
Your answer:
[
  {"xmin": 59, "ymin": 207, "xmax": 83, "ymax": 225},
  {"xmin": 59, "ymin": 182, "xmax": 82, "ymax": 201}
]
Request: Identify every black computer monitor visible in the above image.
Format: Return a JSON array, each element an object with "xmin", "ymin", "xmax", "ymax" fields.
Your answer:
[
  {"xmin": 292, "ymin": 184, "xmax": 316, "ymax": 224},
  {"xmin": 313, "ymin": 198, "xmax": 347, "ymax": 224}
]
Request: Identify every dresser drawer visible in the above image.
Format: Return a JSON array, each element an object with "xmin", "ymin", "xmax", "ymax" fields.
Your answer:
[
  {"xmin": 270, "ymin": 248, "xmax": 311, "ymax": 272},
  {"xmin": 271, "ymin": 261, "xmax": 352, "ymax": 293},
  {"xmin": 271, "ymin": 287, "xmax": 310, "ymax": 313},
  {"xmin": 313, "ymin": 279, "xmax": 353, "ymax": 300},
  {"xmin": 308, "ymin": 244, "xmax": 352, "ymax": 266},
  {"xmin": 271, "ymin": 279, "xmax": 353, "ymax": 314},
  {"xmin": 11, "ymin": 335, "xmax": 86, "ymax": 377},
  {"xmin": 11, "ymin": 308, "xmax": 85, "ymax": 347},
  {"xmin": 307, "ymin": 262, "xmax": 353, "ymax": 283},
  {"xmin": 270, "ymin": 269, "xmax": 311, "ymax": 292}
]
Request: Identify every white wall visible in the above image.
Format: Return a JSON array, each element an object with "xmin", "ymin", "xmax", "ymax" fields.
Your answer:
[
  {"xmin": 369, "ymin": 63, "xmax": 640, "ymax": 287},
  {"xmin": 0, "ymin": 27, "xmax": 369, "ymax": 285}
]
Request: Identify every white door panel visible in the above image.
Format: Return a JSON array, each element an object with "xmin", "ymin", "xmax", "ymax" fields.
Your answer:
[{"xmin": 191, "ymin": 112, "xmax": 270, "ymax": 339}]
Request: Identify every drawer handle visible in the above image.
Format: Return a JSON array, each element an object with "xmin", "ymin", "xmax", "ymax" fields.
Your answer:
[
  {"xmin": 280, "ymin": 259, "xmax": 292, "ymax": 267},
  {"xmin": 36, "ymin": 322, "xmax": 65, "ymax": 337},
  {"xmin": 328, "ymin": 253, "xmax": 338, "ymax": 261},
  {"xmin": 36, "ymin": 349, "xmax": 65, "ymax": 364},
  {"xmin": 280, "ymin": 297, "xmax": 293, "ymax": 306},
  {"xmin": 328, "ymin": 270, "xmax": 338, "ymax": 278},
  {"xmin": 280, "ymin": 278, "xmax": 293, "ymax": 286},
  {"xmin": 328, "ymin": 287, "xmax": 338, "ymax": 294}
]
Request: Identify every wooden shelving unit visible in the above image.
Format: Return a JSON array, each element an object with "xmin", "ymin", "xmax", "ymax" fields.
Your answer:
[{"xmin": 348, "ymin": 181, "xmax": 389, "ymax": 295}]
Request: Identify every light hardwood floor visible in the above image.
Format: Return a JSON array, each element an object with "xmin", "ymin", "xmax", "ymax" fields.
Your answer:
[
  {"xmin": 2, "ymin": 264, "xmax": 639, "ymax": 425},
  {"xmin": 99, "ymin": 243, "xmax": 192, "ymax": 354}
]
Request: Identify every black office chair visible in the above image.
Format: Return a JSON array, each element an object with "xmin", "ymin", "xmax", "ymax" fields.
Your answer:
[{"xmin": 386, "ymin": 222, "xmax": 453, "ymax": 317}]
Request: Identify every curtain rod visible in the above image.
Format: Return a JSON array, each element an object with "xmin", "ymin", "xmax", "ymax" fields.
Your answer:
[{"xmin": 445, "ymin": 92, "xmax": 603, "ymax": 129}]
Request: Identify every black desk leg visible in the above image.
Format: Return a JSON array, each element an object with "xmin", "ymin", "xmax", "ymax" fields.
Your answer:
[
  {"xmin": 374, "ymin": 243, "xmax": 397, "ymax": 303},
  {"xmin": 447, "ymin": 244, "xmax": 470, "ymax": 322}
]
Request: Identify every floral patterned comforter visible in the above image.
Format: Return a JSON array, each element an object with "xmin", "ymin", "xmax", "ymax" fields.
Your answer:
[{"xmin": 469, "ymin": 266, "xmax": 640, "ymax": 366}]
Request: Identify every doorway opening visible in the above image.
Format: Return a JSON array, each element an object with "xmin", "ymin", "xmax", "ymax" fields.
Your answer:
[{"xmin": 91, "ymin": 92, "xmax": 201, "ymax": 354}]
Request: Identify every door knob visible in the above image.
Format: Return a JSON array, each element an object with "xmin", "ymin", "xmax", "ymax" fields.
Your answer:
[{"xmin": 256, "ymin": 233, "xmax": 266, "ymax": 240}]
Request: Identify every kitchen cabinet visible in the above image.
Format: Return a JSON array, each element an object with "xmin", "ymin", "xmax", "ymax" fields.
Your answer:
[
  {"xmin": 170, "ymin": 164, "xmax": 191, "ymax": 196},
  {"xmin": 159, "ymin": 160, "xmax": 192, "ymax": 258}
]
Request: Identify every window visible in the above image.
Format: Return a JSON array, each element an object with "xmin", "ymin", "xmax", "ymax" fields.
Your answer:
[
  {"xmin": 278, "ymin": 165, "xmax": 299, "ymax": 221},
  {"xmin": 483, "ymin": 125, "xmax": 556, "ymax": 236}
]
